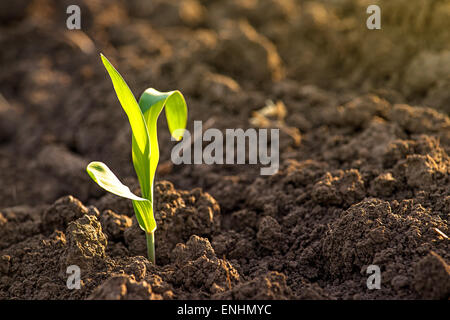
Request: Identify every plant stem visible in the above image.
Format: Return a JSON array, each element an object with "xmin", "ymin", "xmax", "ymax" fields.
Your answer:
[{"xmin": 146, "ymin": 232, "xmax": 155, "ymax": 264}]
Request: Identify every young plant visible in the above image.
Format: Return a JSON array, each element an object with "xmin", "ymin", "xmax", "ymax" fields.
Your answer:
[{"xmin": 86, "ymin": 54, "xmax": 187, "ymax": 264}]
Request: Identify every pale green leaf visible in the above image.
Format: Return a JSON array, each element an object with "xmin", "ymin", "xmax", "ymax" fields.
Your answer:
[
  {"xmin": 86, "ymin": 161, "xmax": 156, "ymax": 232},
  {"xmin": 86, "ymin": 161, "xmax": 145, "ymax": 201}
]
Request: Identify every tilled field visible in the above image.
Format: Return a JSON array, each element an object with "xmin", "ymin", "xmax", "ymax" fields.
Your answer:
[{"xmin": 0, "ymin": 0, "xmax": 448, "ymax": 299}]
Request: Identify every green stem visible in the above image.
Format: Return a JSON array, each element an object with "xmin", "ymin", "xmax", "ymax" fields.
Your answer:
[{"xmin": 146, "ymin": 232, "xmax": 155, "ymax": 264}]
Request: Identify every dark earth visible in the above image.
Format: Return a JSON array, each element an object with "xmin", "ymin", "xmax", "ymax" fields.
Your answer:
[{"xmin": 0, "ymin": 0, "xmax": 449, "ymax": 299}]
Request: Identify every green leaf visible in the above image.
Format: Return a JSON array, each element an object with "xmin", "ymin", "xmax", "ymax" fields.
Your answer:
[
  {"xmin": 86, "ymin": 161, "xmax": 156, "ymax": 232},
  {"xmin": 132, "ymin": 199, "xmax": 156, "ymax": 233},
  {"xmin": 86, "ymin": 161, "xmax": 145, "ymax": 201},
  {"xmin": 86, "ymin": 54, "xmax": 188, "ymax": 236},
  {"xmin": 98, "ymin": 54, "xmax": 157, "ymax": 233},
  {"xmin": 138, "ymin": 88, "xmax": 188, "ymax": 193},
  {"xmin": 100, "ymin": 54, "xmax": 152, "ymax": 199}
]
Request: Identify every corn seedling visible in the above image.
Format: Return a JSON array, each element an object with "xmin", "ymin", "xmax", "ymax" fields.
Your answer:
[{"xmin": 86, "ymin": 54, "xmax": 187, "ymax": 264}]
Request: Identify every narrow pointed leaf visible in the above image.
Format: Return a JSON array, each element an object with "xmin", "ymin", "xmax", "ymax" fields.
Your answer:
[{"xmin": 100, "ymin": 54, "xmax": 152, "ymax": 199}]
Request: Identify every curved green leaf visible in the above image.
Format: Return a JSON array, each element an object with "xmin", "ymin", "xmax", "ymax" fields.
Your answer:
[
  {"xmin": 138, "ymin": 88, "xmax": 188, "ymax": 194},
  {"xmin": 139, "ymin": 89, "xmax": 187, "ymax": 141}
]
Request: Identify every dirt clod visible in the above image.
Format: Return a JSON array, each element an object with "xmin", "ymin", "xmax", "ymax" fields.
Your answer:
[
  {"xmin": 214, "ymin": 271, "xmax": 293, "ymax": 300},
  {"xmin": 88, "ymin": 274, "xmax": 162, "ymax": 300},
  {"xmin": 100, "ymin": 210, "xmax": 132, "ymax": 241},
  {"xmin": 42, "ymin": 196, "xmax": 90, "ymax": 234},
  {"xmin": 257, "ymin": 216, "xmax": 282, "ymax": 250},
  {"xmin": 63, "ymin": 214, "xmax": 107, "ymax": 271},
  {"xmin": 413, "ymin": 251, "xmax": 450, "ymax": 300}
]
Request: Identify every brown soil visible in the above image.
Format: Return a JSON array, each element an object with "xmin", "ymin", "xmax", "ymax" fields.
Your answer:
[{"xmin": 0, "ymin": 0, "xmax": 449, "ymax": 300}]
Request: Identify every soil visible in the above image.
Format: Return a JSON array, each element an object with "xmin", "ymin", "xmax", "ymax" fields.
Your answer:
[{"xmin": 0, "ymin": 0, "xmax": 449, "ymax": 300}]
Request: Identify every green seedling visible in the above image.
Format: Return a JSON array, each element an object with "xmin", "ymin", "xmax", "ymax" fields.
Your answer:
[{"xmin": 86, "ymin": 54, "xmax": 187, "ymax": 264}]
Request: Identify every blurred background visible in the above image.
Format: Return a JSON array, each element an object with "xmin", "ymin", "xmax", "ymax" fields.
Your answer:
[{"xmin": 0, "ymin": 0, "xmax": 449, "ymax": 209}]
